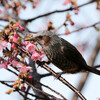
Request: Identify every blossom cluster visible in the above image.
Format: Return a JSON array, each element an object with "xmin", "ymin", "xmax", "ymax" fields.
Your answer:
[
  {"xmin": 0, "ymin": 21, "xmax": 44, "ymax": 94},
  {"xmin": 0, "ymin": 0, "xmax": 40, "ymax": 15}
]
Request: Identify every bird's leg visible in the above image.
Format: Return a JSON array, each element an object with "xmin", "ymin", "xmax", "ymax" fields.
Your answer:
[{"xmin": 36, "ymin": 60, "xmax": 50, "ymax": 66}]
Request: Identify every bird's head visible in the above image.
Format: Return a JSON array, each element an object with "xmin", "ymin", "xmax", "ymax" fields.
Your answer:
[{"xmin": 25, "ymin": 31, "xmax": 58, "ymax": 47}]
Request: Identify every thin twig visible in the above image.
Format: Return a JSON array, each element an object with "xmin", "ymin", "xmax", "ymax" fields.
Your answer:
[
  {"xmin": 71, "ymin": 21, "xmax": 100, "ymax": 33},
  {"xmin": 40, "ymin": 72, "xmax": 64, "ymax": 78},
  {"xmin": 24, "ymin": 86, "xmax": 30, "ymax": 100},
  {"xmin": 22, "ymin": 0, "xmax": 96, "ymax": 22},
  {"xmin": 40, "ymin": 81, "xmax": 67, "ymax": 100},
  {"xmin": 38, "ymin": 63, "xmax": 86, "ymax": 100},
  {"xmin": 26, "ymin": 21, "xmax": 100, "ymax": 35},
  {"xmin": 25, "ymin": 81, "xmax": 63, "ymax": 100},
  {"xmin": 32, "ymin": 78, "xmax": 67, "ymax": 100},
  {"xmin": 59, "ymin": 21, "xmax": 100, "ymax": 35},
  {"xmin": 7, "ymin": 68, "xmax": 18, "ymax": 76},
  {"xmin": 0, "ymin": 80, "xmax": 46, "ymax": 100}
]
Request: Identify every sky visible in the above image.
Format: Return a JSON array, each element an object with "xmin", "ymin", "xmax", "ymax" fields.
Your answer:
[{"xmin": 0, "ymin": 0, "xmax": 100, "ymax": 100}]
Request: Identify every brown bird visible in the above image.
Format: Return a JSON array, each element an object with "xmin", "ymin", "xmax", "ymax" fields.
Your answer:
[{"xmin": 25, "ymin": 31, "xmax": 100, "ymax": 75}]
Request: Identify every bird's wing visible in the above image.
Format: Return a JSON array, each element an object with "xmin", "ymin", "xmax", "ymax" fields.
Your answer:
[{"xmin": 60, "ymin": 38, "xmax": 87, "ymax": 67}]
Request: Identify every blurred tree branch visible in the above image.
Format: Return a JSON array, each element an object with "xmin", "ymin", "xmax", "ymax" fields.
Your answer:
[{"xmin": 22, "ymin": 0, "xmax": 96, "ymax": 23}]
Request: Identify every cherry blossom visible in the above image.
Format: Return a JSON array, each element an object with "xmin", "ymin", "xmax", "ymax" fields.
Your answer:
[
  {"xmin": 0, "ymin": 40, "xmax": 8, "ymax": 54},
  {"xmin": 26, "ymin": 43, "xmax": 36, "ymax": 53},
  {"xmin": 0, "ymin": 63, "xmax": 7, "ymax": 69},
  {"xmin": 13, "ymin": 36, "xmax": 18, "ymax": 43},
  {"xmin": 11, "ymin": 43, "xmax": 15, "ymax": 48},
  {"xmin": 18, "ymin": 66, "xmax": 32, "ymax": 74},
  {"xmin": 11, "ymin": 60, "xmax": 23, "ymax": 67},
  {"xmin": 31, "ymin": 51, "xmax": 43, "ymax": 61}
]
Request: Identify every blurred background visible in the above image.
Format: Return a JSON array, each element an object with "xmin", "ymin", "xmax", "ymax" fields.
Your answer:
[{"xmin": 0, "ymin": 0, "xmax": 100, "ymax": 100}]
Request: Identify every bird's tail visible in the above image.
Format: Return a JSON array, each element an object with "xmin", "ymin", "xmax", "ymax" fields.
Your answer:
[{"xmin": 85, "ymin": 65, "xmax": 100, "ymax": 75}]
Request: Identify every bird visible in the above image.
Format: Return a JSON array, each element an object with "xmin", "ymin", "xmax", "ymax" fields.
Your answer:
[{"xmin": 25, "ymin": 31, "xmax": 100, "ymax": 75}]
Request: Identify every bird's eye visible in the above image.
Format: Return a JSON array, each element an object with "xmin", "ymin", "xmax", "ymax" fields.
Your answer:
[{"xmin": 38, "ymin": 36, "xmax": 43, "ymax": 39}]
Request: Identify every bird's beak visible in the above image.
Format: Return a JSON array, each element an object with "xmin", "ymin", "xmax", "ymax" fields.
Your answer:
[{"xmin": 25, "ymin": 37, "xmax": 36, "ymax": 42}]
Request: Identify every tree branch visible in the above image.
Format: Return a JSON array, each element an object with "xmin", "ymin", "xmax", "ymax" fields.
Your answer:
[
  {"xmin": 36, "ymin": 61, "xmax": 86, "ymax": 100},
  {"xmin": 22, "ymin": 0, "xmax": 96, "ymax": 23},
  {"xmin": 24, "ymin": 86, "xmax": 30, "ymax": 100},
  {"xmin": 0, "ymin": 80, "xmax": 47, "ymax": 100},
  {"xmin": 66, "ymin": 21, "xmax": 100, "ymax": 35},
  {"xmin": 25, "ymin": 81, "xmax": 63, "ymax": 100}
]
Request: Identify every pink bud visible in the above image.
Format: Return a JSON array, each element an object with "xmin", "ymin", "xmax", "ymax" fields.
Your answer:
[
  {"xmin": 14, "ymin": 32, "xmax": 18, "ymax": 38},
  {"xmin": 21, "ymin": 86, "xmax": 26, "ymax": 92},
  {"xmin": 13, "ymin": 85, "xmax": 17, "ymax": 89},
  {"xmin": 29, "ymin": 75, "xmax": 32, "ymax": 79},
  {"xmin": 70, "ymin": 21, "xmax": 74, "ymax": 26},
  {"xmin": 31, "ymin": 51, "xmax": 41, "ymax": 61},
  {"xmin": 20, "ymin": 26, "xmax": 25, "ymax": 31},
  {"xmin": 62, "ymin": 0, "xmax": 70, "ymax": 6},
  {"xmin": 25, "ymin": 41, "xmax": 29, "ymax": 45},
  {"xmin": 65, "ymin": 29, "xmax": 70, "ymax": 35},
  {"xmin": 13, "ymin": 36, "xmax": 17, "ymax": 43},
  {"xmin": 26, "ymin": 43, "xmax": 36, "ymax": 53},
  {"xmin": 11, "ymin": 43, "xmax": 15, "ymax": 48}
]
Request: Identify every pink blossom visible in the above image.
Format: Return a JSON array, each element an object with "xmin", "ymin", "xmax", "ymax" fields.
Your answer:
[
  {"xmin": 19, "ymin": 26, "xmax": 25, "ymax": 31},
  {"xmin": 29, "ymin": 75, "xmax": 32, "ymax": 79},
  {"xmin": 31, "ymin": 51, "xmax": 42, "ymax": 61},
  {"xmin": 11, "ymin": 43, "xmax": 15, "ymax": 48},
  {"xmin": 26, "ymin": 43, "xmax": 36, "ymax": 53},
  {"xmin": 25, "ymin": 41, "xmax": 29, "ymax": 45},
  {"xmin": 0, "ymin": 63, "xmax": 7, "ymax": 69},
  {"xmin": 11, "ymin": 60, "xmax": 32, "ymax": 74},
  {"xmin": 0, "ymin": 40, "xmax": 8, "ymax": 53},
  {"xmin": 18, "ymin": 66, "xmax": 32, "ymax": 74},
  {"xmin": 62, "ymin": 0, "xmax": 70, "ymax": 6},
  {"xmin": 14, "ymin": 32, "xmax": 18, "ymax": 38},
  {"xmin": 13, "ymin": 85, "xmax": 17, "ymax": 89},
  {"xmin": 13, "ymin": 36, "xmax": 17, "ymax": 43},
  {"xmin": 11, "ymin": 60, "xmax": 23, "ymax": 67}
]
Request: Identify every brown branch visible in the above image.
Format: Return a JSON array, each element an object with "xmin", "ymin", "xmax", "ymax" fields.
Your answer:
[
  {"xmin": 25, "ymin": 81, "xmax": 63, "ymax": 100},
  {"xmin": 32, "ymin": 78, "xmax": 67, "ymax": 100},
  {"xmin": 40, "ymin": 82, "xmax": 67, "ymax": 100},
  {"xmin": 7, "ymin": 68, "xmax": 18, "ymax": 76},
  {"xmin": 36, "ymin": 62, "xmax": 86, "ymax": 100},
  {"xmin": 69, "ymin": 21, "xmax": 100, "ymax": 34},
  {"xmin": 0, "ymin": 18, "xmax": 9, "ymax": 21},
  {"xmin": 24, "ymin": 86, "xmax": 30, "ymax": 100},
  {"xmin": 40, "ymin": 72, "xmax": 65, "ymax": 78},
  {"xmin": 0, "ymin": 81, "xmax": 31, "ymax": 99},
  {"xmin": 18, "ymin": 91, "xmax": 32, "ymax": 100},
  {"xmin": 72, "ymin": 34, "xmax": 100, "ymax": 100},
  {"xmin": 22, "ymin": 0, "xmax": 96, "ymax": 23},
  {"xmin": 0, "ymin": 80, "xmax": 46, "ymax": 100},
  {"xmin": 26, "ymin": 21, "xmax": 100, "ymax": 35},
  {"xmin": 59, "ymin": 21, "xmax": 100, "ymax": 35}
]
